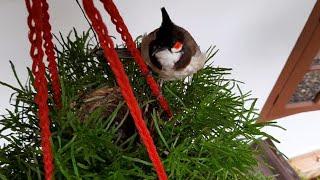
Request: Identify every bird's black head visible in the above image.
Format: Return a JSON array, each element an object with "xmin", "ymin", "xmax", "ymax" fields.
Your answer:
[
  {"xmin": 148, "ymin": 7, "xmax": 186, "ymax": 70},
  {"xmin": 153, "ymin": 7, "xmax": 184, "ymax": 50}
]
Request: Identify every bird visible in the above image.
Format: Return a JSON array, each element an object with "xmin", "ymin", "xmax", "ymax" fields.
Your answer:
[{"xmin": 141, "ymin": 7, "xmax": 206, "ymax": 81}]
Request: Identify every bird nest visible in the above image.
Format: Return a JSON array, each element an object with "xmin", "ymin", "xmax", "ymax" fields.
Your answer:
[{"xmin": 72, "ymin": 86, "xmax": 124, "ymax": 121}]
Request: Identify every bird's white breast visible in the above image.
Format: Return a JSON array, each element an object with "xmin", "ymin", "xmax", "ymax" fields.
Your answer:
[
  {"xmin": 157, "ymin": 49, "xmax": 206, "ymax": 81},
  {"xmin": 155, "ymin": 49, "xmax": 182, "ymax": 70}
]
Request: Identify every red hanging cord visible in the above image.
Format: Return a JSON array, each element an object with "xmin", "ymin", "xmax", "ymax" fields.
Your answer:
[
  {"xmin": 82, "ymin": 1, "xmax": 168, "ymax": 179},
  {"xmin": 40, "ymin": 0, "xmax": 62, "ymax": 108},
  {"xmin": 100, "ymin": 0, "xmax": 172, "ymax": 118},
  {"xmin": 25, "ymin": 0, "xmax": 54, "ymax": 179}
]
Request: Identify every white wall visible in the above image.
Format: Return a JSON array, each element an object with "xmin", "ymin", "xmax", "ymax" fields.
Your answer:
[{"xmin": 0, "ymin": 0, "xmax": 318, "ymax": 158}]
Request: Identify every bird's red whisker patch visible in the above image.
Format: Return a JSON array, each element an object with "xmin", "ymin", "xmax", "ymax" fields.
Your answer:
[{"xmin": 173, "ymin": 41, "xmax": 183, "ymax": 50}]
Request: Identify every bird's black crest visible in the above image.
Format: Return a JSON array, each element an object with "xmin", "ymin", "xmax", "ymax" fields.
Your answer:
[
  {"xmin": 161, "ymin": 7, "xmax": 174, "ymax": 28},
  {"xmin": 157, "ymin": 7, "xmax": 176, "ymax": 45}
]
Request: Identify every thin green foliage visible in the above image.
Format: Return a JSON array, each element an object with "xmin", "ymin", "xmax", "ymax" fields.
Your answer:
[{"xmin": 0, "ymin": 29, "xmax": 277, "ymax": 179}]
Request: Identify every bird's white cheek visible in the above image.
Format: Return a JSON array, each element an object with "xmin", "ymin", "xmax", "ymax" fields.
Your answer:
[{"xmin": 171, "ymin": 47, "xmax": 182, "ymax": 53}]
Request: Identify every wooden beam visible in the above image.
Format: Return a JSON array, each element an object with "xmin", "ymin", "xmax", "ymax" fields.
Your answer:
[
  {"xmin": 310, "ymin": 64, "xmax": 320, "ymax": 71},
  {"xmin": 289, "ymin": 149, "xmax": 320, "ymax": 179},
  {"xmin": 315, "ymin": 91, "xmax": 320, "ymax": 104},
  {"xmin": 253, "ymin": 139, "xmax": 300, "ymax": 179}
]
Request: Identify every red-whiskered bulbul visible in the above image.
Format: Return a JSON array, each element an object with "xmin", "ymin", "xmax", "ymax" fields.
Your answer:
[{"xmin": 141, "ymin": 7, "xmax": 206, "ymax": 81}]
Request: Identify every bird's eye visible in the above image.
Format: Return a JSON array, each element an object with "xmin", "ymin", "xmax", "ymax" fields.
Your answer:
[{"xmin": 171, "ymin": 41, "xmax": 183, "ymax": 53}]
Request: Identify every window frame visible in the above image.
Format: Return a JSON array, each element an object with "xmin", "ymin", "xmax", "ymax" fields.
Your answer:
[{"xmin": 258, "ymin": 1, "xmax": 320, "ymax": 122}]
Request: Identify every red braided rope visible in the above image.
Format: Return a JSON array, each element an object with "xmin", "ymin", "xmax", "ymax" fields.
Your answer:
[
  {"xmin": 40, "ymin": 0, "xmax": 62, "ymax": 108},
  {"xmin": 82, "ymin": 1, "xmax": 168, "ymax": 179},
  {"xmin": 100, "ymin": 0, "xmax": 173, "ymax": 118},
  {"xmin": 25, "ymin": 0, "xmax": 54, "ymax": 179}
]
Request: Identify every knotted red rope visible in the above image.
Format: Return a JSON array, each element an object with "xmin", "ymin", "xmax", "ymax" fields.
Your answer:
[
  {"xmin": 40, "ymin": 0, "xmax": 62, "ymax": 108},
  {"xmin": 100, "ymin": 0, "xmax": 172, "ymax": 118},
  {"xmin": 83, "ymin": 1, "xmax": 168, "ymax": 179},
  {"xmin": 25, "ymin": 0, "xmax": 56, "ymax": 179}
]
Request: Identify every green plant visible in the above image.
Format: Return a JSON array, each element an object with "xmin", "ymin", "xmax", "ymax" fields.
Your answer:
[{"xmin": 0, "ymin": 29, "xmax": 278, "ymax": 179}]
